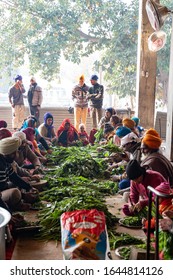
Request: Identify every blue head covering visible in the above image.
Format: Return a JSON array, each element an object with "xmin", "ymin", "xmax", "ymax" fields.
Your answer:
[
  {"xmin": 131, "ymin": 117, "xmax": 140, "ymax": 126},
  {"xmin": 15, "ymin": 75, "xmax": 22, "ymax": 82},
  {"xmin": 44, "ymin": 112, "xmax": 54, "ymax": 138},
  {"xmin": 90, "ymin": 74, "xmax": 98, "ymax": 81},
  {"xmin": 106, "ymin": 107, "xmax": 116, "ymax": 116},
  {"xmin": 44, "ymin": 112, "xmax": 53, "ymax": 124},
  {"xmin": 21, "ymin": 118, "xmax": 39, "ymax": 136},
  {"xmin": 116, "ymin": 126, "xmax": 131, "ymax": 138}
]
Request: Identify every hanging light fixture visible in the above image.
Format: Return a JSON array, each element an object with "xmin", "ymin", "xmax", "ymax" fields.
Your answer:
[
  {"xmin": 146, "ymin": 0, "xmax": 172, "ymax": 31},
  {"xmin": 148, "ymin": 30, "xmax": 167, "ymax": 52}
]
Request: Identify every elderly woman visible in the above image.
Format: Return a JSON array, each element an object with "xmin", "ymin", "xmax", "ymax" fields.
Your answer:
[
  {"xmin": 56, "ymin": 118, "xmax": 79, "ymax": 147},
  {"xmin": 38, "ymin": 112, "xmax": 58, "ymax": 145}
]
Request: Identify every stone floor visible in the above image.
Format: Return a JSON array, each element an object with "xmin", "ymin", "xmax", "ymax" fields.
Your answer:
[{"xmin": 11, "ymin": 194, "xmax": 146, "ymax": 260}]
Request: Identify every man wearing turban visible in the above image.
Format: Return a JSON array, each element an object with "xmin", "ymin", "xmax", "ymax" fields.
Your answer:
[
  {"xmin": 141, "ymin": 128, "xmax": 173, "ymax": 186},
  {"xmin": 0, "ymin": 137, "xmax": 37, "ymax": 212},
  {"xmin": 88, "ymin": 74, "xmax": 104, "ymax": 129},
  {"xmin": 8, "ymin": 75, "xmax": 26, "ymax": 130},
  {"xmin": 72, "ymin": 75, "xmax": 89, "ymax": 130}
]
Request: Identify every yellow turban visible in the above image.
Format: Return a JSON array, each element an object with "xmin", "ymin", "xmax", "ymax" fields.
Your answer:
[
  {"xmin": 0, "ymin": 137, "xmax": 20, "ymax": 155},
  {"xmin": 122, "ymin": 118, "xmax": 135, "ymax": 130},
  {"xmin": 142, "ymin": 128, "xmax": 162, "ymax": 149}
]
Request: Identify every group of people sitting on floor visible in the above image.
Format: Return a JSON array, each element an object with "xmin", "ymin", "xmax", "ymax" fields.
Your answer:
[{"xmin": 1, "ymin": 108, "xmax": 173, "ymax": 257}]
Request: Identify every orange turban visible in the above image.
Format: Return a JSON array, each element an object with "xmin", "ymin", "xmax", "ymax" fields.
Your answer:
[
  {"xmin": 122, "ymin": 118, "xmax": 135, "ymax": 130},
  {"xmin": 142, "ymin": 128, "xmax": 162, "ymax": 149},
  {"xmin": 79, "ymin": 75, "xmax": 85, "ymax": 82},
  {"xmin": 145, "ymin": 128, "xmax": 160, "ymax": 138}
]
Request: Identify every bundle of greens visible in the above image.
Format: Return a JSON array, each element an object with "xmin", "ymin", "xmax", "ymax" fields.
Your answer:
[
  {"xmin": 159, "ymin": 230, "xmax": 173, "ymax": 260},
  {"xmin": 109, "ymin": 231, "xmax": 145, "ymax": 250},
  {"xmin": 37, "ymin": 195, "xmax": 118, "ymax": 241}
]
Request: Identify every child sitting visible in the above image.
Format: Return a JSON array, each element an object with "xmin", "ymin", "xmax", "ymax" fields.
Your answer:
[{"xmin": 78, "ymin": 124, "xmax": 89, "ymax": 146}]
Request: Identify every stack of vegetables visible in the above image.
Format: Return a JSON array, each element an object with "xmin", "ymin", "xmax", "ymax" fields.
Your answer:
[{"xmin": 36, "ymin": 144, "xmax": 124, "ymax": 241}]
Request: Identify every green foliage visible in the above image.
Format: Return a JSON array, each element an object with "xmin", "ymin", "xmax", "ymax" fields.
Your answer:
[{"xmin": 0, "ymin": 0, "xmax": 172, "ymax": 99}]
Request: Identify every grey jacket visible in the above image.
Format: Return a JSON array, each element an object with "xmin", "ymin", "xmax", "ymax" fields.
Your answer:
[
  {"xmin": 30, "ymin": 85, "xmax": 43, "ymax": 106},
  {"xmin": 72, "ymin": 83, "xmax": 89, "ymax": 108}
]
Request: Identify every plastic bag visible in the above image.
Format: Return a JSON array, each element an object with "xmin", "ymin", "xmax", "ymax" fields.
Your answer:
[{"xmin": 61, "ymin": 209, "xmax": 111, "ymax": 260}]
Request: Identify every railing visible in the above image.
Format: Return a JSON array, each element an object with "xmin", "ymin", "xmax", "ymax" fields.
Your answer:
[{"xmin": 147, "ymin": 186, "xmax": 173, "ymax": 260}]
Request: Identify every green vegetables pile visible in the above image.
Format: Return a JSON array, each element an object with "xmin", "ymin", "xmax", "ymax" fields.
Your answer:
[
  {"xmin": 36, "ymin": 145, "xmax": 121, "ymax": 241},
  {"xmin": 120, "ymin": 216, "xmax": 142, "ymax": 227},
  {"xmin": 109, "ymin": 231, "xmax": 145, "ymax": 250},
  {"xmin": 159, "ymin": 231, "xmax": 173, "ymax": 260},
  {"xmin": 45, "ymin": 145, "xmax": 108, "ymax": 178}
]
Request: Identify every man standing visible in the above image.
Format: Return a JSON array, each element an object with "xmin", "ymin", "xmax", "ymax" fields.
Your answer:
[
  {"xmin": 27, "ymin": 77, "xmax": 43, "ymax": 126},
  {"xmin": 72, "ymin": 75, "xmax": 89, "ymax": 130},
  {"xmin": 88, "ymin": 74, "xmax": 104, "ymax": 129},
  {"xmin": 8, "ymin": 74, "xmax": 25, "ymax": 131}
]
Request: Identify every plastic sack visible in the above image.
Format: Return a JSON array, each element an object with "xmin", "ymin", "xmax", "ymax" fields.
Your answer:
[{"xmin": 60, "ymin": 209, "xmax": 111, "ymax": 260}]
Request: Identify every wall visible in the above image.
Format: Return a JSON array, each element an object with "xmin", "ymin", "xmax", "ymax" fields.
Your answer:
[{"xmin": 0, "ymin": 106, "xmax": 134, "ymax": 133}]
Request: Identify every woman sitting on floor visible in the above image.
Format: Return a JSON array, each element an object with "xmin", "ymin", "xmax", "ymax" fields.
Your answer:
[
  {"xmin": 56, "ymin": 118, "xmax": 79, "ymax": 147},
  {"xmin": 22, "ymin": 127, "xmax": 47, "ymax": 164},
  {"xmin": 38, "ymin": 112, "xmax": 58, "ymax": 145},
  {"xmin": 21, "ymin": 116, "xmax": 52, "ymax": 154}
]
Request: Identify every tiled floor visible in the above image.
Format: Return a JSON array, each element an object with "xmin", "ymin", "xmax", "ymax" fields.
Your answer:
[{"xmin": 11, "ymin": 194, "xmax": 146, "ymax": 260}]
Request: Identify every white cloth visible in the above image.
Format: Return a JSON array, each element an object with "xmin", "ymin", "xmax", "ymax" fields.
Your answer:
[
  {"xmin": 121, "ymin": 132, "xmax": 140, "ymax": 147},
  {"xmin": 0, "ymin": 137, "xmax": 20, "ymax": 155},
  {"xmin": 12, "ymin": 131, "xmax": 26, "ymax": 141}
]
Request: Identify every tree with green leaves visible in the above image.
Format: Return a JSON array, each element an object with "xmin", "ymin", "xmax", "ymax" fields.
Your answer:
[{"xmin": 0, "ymin": 0, "xmax": 172, "ymax": 104}]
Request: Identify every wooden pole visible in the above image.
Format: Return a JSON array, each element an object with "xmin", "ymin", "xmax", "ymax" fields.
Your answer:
[
  {"xmin": 165, "ymin": 15, "xmax": 173, "ymax": 161},
  {"xmin": 136, "ymin": 0, "xmax": 157, "ymax": 128}
]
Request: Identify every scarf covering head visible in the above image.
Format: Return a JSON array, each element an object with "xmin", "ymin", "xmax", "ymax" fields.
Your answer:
[
  {"xmin": 21, "ymin": 118, "xmax": 39, "ymax": 136},
  {"xmin": 106, "ymin": 107, "xmax": 116, "ymax": 116},
  {"xmin": 116, "ymin": 126, "xmax": 131, "ymax": 138},
  {"xmin": 23, "ymin": 127, "xmax": 35, "ymax": 142},
  {"xmin": 12, "ymin": 131, "xmax": 26, "ymax": 142},
  {"xmin": 0, "ymin": 128, "xmax": 12, "ymax": 140},
  {"xmin": 0, "ymin": 120, "xmax": 7, "ymax": 128},
  {"xmin": 121, "ymin": 132, "xmax": 140, "ymax": 146},
  {"xmin": 126, "ymin": 159, "xmax": 145, "ymax": 180},
  {"xmin": 57, "ymin": 118, "xmax": 78, "ymax": 142},
  {"xmin": 122, "ymin": 118, "xmax": 135, "ymax": 130},
  {"xmin": 142, "ymin": 128, "xmax": 162, "ymax": 149},
  {"xmin": 0, "ymin": 137, "xmax": 20, "ymax": 155},
  {"xmin": 155, "ymin": 182, "xmax": 171, "ymax": 195},
  {"xmin": 44, "ymin": 112, "xmax": 54, "ymax": 138}
]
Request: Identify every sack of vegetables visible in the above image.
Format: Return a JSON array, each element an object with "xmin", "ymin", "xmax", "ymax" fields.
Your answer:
[{"xmin": 60, "ymin": 209, "xmax": 111, "ymax": 260}]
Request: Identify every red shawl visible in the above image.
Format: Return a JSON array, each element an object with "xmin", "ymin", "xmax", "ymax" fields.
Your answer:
[
  {"xmin": 56, "ymin": 118, "xmax": 78, "ymax": 142},
  {"xmin": 159, "ymin": 198, "xmax": 173, "ymax": 215}
]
